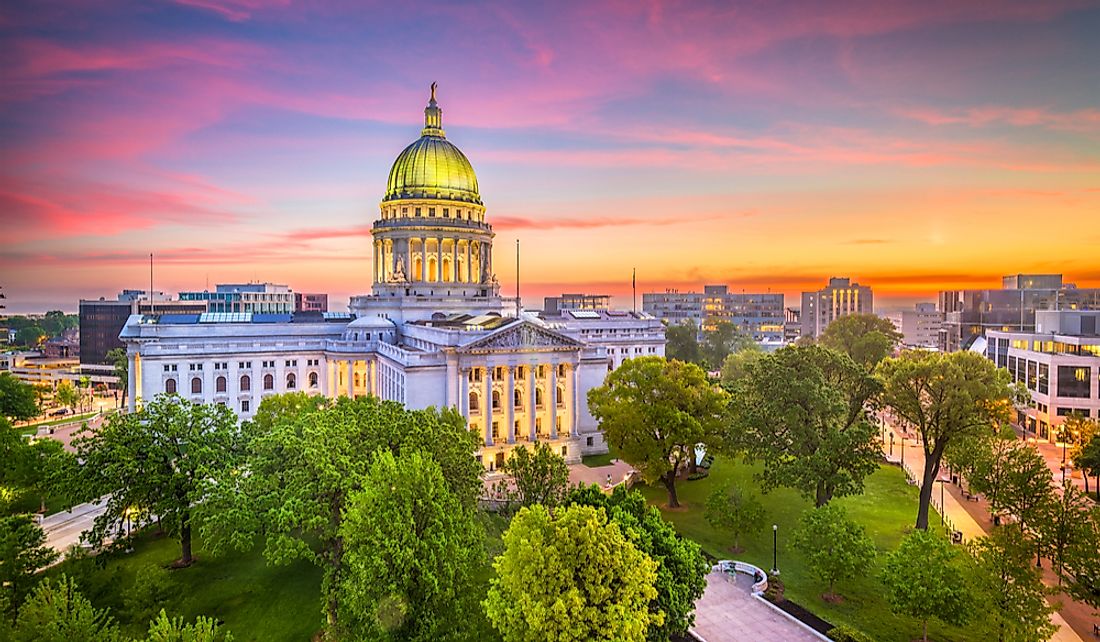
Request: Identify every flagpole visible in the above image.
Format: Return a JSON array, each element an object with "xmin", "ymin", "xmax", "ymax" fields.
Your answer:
[
  {"xmin": 516, "ymin": 239, "xmax": 521, "ymax": 317},
  {"xmin": 632, "ymin": 267, "xmax": 637, "ymax": 314}
]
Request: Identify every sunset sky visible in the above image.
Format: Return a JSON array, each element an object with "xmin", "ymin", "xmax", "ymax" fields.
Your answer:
[{"xmin": 2, "ymin": 0, "xmax": 1099, "ymax": 314}]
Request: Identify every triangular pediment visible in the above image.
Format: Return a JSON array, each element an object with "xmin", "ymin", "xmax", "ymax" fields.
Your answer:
[{"xmin": 458, "ymin": 321, "xmax": 583, "ymax": 353}]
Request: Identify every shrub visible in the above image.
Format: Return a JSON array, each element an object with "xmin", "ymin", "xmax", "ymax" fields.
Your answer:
[{"xmin": 828, "ymin": 624, "xmax": 875, "ymax": 642}]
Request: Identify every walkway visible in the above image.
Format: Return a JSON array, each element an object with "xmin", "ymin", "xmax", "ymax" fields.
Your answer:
[
  {"xmin": 41, "ymin": 500, "xmax": 107, "ymax": 554},
  {"xmin": 878, "ymin": 415, "xmax": 1086, "ymax": 642},
  {"xmin": 691, "ymin": 570, "xmax": 824, "ymax": 642}
]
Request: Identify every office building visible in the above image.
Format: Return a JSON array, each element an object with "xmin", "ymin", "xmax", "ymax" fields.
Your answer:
[
  {"xmin": 900, "ymin": 303, "xmax": 944, "ymax": 349},
  {"xmin": 295, "ymin": 292, "xmax": 329, "ymax": 313},
  {"xmin": 799, "ymin": 277, "xmax": 873, "ymax": 339},
  {"xmin": 642, "ymin": 285, "xmax": 785, "ymax": 344},
  {"xmin": 79, "ymin": 291, "xmax": 208, "ymax": 364},
  {"xmin": 179, "ymin": 283, "xmax": 295, "ymax": 314},
  {"xmin": 542, "ymin": 293, "xmax": 611, "ymax": 316}
]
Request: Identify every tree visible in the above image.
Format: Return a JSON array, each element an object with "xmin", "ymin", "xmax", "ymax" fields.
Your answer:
[
  {"xmin": 1061, "ymin": 502, "xmax": 1100, "ymax": 611},
  {"xmin": 718, "ymin": 345, "xmax": 763, "ymax": 388},
  {"xmin": 201, "ymin": 394, "xmax": 481, "ymax": 635},
  {"xmin": 72, "ymin": 394, "xmax": 239, "ymax": 565},
  {"xmin": 878, "ymin": 350, "xmax": 1013, "ymax": 530},
  {"xmin": 818, "ymin": 313, "xmax": 901, "ymax": 369},
  {"xmin": 1037, "ymin": 485, "xmax": 1093, "ymax": 589},
  {"xmin": 123, "ymin": 565, "xmax": 174, "ymax": 627},
  {"xmin": 703, "ymin": 481, "xmax": 765, "ymax": 553},
  {"xmin": 567, "ymin": 485, "xmax": 708, "ymax": 641},
  {"xmin": 881, "ymin": 530, "xmax": 973, "ymax": 642},
  {"xmin": 54, "ymin": 381, "xmax": 80, "ymax": 413},
  {"xmin": 143, "ymin": 610, "xmax": 234, "ymax": 642},
  {"xmin": 727, "ymin": 345, "xmax": 881, "ymax": 506},
  {"xmin": 338, "ymin": 449, "xmax": 484, "ymax": 641},
  {"xmin": 105, "ymin": 348, "xmax": 128, "ymax": 408},
  {"xmin": 15, "ymin": 326, "xmax": 46, "ymax": 348},
  {"xmin": 0, "ymin": 372, "xmax": 38, "ymax": 421},
  {"xmin": 0, "ymin": 514, "xmax": 60, "ymax": 617},
  {"xmin": 498, "ymin": 441, "xmax": 571, "ymax": 510},
  {"xmin": 484, "ymin": 504, "xmax": 660, "ymax": 642},
  {"xmin": 702, "ymin": 321, "xmax": 755, "ymax": 370},
  {"xmin": 1067, "ymin": 416, "xmax": 1100, "ymax": 495},
  {"xmin": 969, "ymin": 525, "xmax": 1057, "ymax": 642},
  {"xmin": 11, "ymin": 575, "xmax": 122, "ymax": 642},
  {"xmin": 969, "ymin": 438, "xmax": 1054, "ymax": 529},
  {"xmin": 1077, "ymin": 433, "xmax": 1100, "ymax": 501},
  {"xmin": 790, "ymin": 504, "xmax": 876, "ymax": 601},
  {"xmin": 588, "ymin": 357, "xmax": 728, "ymax": 507},
  {"xmin": 664, "ymin": 321, "xmax": 702, "ymax": 365}
]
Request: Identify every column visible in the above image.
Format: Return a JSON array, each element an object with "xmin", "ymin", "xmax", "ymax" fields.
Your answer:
[
  {"xmin": 346, "ymin": 360, "xmax": 354, "ymax": 398},
  {"xmin": 451, "ymin": 239, "xmax": 458, "ymax": 282},
  {"xmin": 374, "ymin": 241, "xmax": 381, "ymax": 282},
  {"xmin": 327, "ymin": 360, "xmax": 336, "ymax": 398},
  {"xmin": 465, "ymin": 241, "xmax": 473, "ymax": 284},
  {"xmin": 549, "ymin": 362, "xmax": 558, "ymax": 439},
  {"xmin": 437, "ymin": 236, "xmax": 445, "ymax": 282},
  {"xmin": 459, "ymin": 368, "xmax": 469, "ymax": 421},
  {"xmin": 405, "ymin": 237, "xmax": 413, "ymax": 282},
  {"xmin": 571, "ymin": 362, "xmax": 580, "ymax": 437},
  {"xmin": 370, "ymin": 360, "xmax": 377, "ymax": 396},
  {"xmin": 127, "ymin": 353, "xmax": 137, "ymax": 412},
  {"xmin": 483, "ymin": 365, "xmax": 493, "ymax": 446},
  {"xmin": 505, "ymin": 365, "xmax": 515, "ymax": 444},
  {"xmin": 527, "ymin": 364, "xmax": 537, "ymax": 441}
]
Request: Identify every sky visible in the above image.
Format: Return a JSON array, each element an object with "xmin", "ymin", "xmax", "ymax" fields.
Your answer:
[{"xmin": 2, "ymin": 0, "xmax": 1099, "ymax": 314}]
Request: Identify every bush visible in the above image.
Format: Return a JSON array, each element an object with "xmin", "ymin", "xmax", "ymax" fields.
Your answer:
[
  {"xmin": 123, "ymin": 564, "xmax": 173, "ymax": 625},
  {"xmin": 687, "ymin": 469, "xmax": 710, "ymax": 481},
  {"xmin": 827, "ymin": 624, "xmax": 875, "ymax": 642}
]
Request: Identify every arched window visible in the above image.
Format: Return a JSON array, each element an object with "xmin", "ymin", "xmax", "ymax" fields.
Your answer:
[
  {"xmin": 216, "ymin": 376, "xmax": 227, "ymax": 393},
  {"xmin": 492, "ymin": 390, "xmax": 501, "ymax": 410},
  {"xmin": 263, "ymin": 374, "xmax": 274, "ymax": 390},
  {"xmin": 513, "ymin": 389, "xmax": 523, "ymax": 409},
  {"xmin": 287, "ymin": 373, "xmax": 296, "ymax": 389},
  {"xmin": 191, "ymin": 377, "xmax": 202, "ymax": 394},
  {"xmin": 535, "ymin": 387, "xmax": 544, "ymax": 407},
  {"xmin": 557, "ymin": 387, "xmax": 565, "ymax": 407},
  {"xmin": 240, "ymin": 375, "xmax": 251, "ymax": 391},
  {"xmin": 165, "ymin": 378, "xmax": 177, "ymax": 394},
  {"xmin": 469, "ymin": 391, "xmax": 479, "ymax": 411},
  {"xmin": 309, "ymin": 372, "xmax": 318, "ymax": 388}
]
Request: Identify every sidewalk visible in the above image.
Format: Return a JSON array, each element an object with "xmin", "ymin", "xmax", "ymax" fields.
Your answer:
[{"xmin": 878, "ymin": 419, "xmax": 1086, "ymax": 642}]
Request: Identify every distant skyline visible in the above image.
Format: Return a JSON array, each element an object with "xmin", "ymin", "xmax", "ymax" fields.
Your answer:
[{"xmin": 2, "ymin": 0, "xmax": 1099, "ymax": 314}]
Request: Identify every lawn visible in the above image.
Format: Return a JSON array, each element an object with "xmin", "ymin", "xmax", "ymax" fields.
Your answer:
[
  {"xmin": 637, "ymin": 456, "xmax": 987, "ymax": 642},
  {"xmin": 47, "ymin": 512, "xmax": 509, "ymax": 642},
  {"xmin": 18, "ymin": 411, "xmax": 99, "ymax": 434}
]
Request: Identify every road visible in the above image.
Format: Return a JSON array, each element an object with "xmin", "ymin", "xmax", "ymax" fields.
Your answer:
[{"xmin": 41, "ymin": 500, "xmax": 108, "ymax": 555}]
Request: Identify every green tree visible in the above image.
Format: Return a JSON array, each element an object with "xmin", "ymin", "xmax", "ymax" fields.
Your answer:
[
  {"xmin": 123, "ymin": 565, "xmax": 174, "ymax": 627},
  {"xmin": 0, "ymin": 514, "xmax": 60, "ymax": 617},
  {"xmin": 878, "ymin": 350, "xmax": 1013, "ymax": 529},
  {"xmin": 727, "ymin": 345, "xmax": 881, "ymax": 506},
  {"xmin": 11, "ymin": 575, "xmax": 122, "ymax": 642},
  {"xmin": 1037, "ymin": 485, "xmax": 1093, "ymax": 591},
  {"xmin": 718, "ymin": 345, "xmax": 763, "ymax": 388},
  {"xmin": 1061, "ymin": 502, "xmax": 1100, "ymax": 611},
  {"xmin": 881, "ymin": 530, "xmax": 973, "ymax": 642},
  {"xmin": 969, "ymin": 525, "xmax": 1057, "ymax": 642},
  {"xmin": 664, "ymin": 321, "xmax": 702, "ymax": 365},
  {"xmin": 790, "ymin": 504, "xmax": 876, "ymax": 600},
  {"xmin": 15, "ymin": 326, "xmax": 46, "ymax": 348},
  {"xmin": 72, "ymin": 394, "xmax": 239, "ymax": 565},
  {"xmin": 701, "ymin": 321, "xmax": 754, "ymax": 370},
  {"xmin": 1067, "ymin": 416, "xmax": 1099, "ymax": 496},
  {"xmin": 566, "ymin": 485, "xmax": 708, "ymax": 641},
  {"xmin": 818, "ymin": 313, "xmax": 901, "ymax": 369},
  {"xmin": 1077, "ymin": 433, "xmax": 1100, "ymax": 501},
  {"xmin": 499, "ymin": 441, "xmax": 571, "ymax": 510},
  {"xmin": 588, "ymin": 357, "xmax": 728, "ymax": 507},
  {"xmin": 703, "ymin": 481, "xmax": 765, "ymax": 553},
  {"xmin": 338, "ymin": 449, "xmax": 484, "ymax": 641},
  {"xmin": 484, "ymin": 504, "xmax": 660, "ymax": 642},
  {"xmin": 201, "ymin": 394, "xmax": 481, "ymax": 635},
  {"xmin": 105, "ymin": 348, "xmax": 128, "ymax": 408},
  {"xmin": 0, "ymin": 372, "xmax": 38, "ymax": 421},
  {"xmin": 969, "ymin": 438, "xmax": 1054, "ymax": 529},
  {"xmin": 143, "ymin": 610, "xmax": 234, "ymax": 642},
  {"xmin": 54, "ymin": 381, "xmax": 80, "ymax": 413}
]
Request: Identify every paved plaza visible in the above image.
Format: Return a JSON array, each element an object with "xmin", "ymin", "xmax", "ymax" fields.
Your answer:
[{"xmin": 691, "ymin": 570, "xmax": 824, "ymax": 642}]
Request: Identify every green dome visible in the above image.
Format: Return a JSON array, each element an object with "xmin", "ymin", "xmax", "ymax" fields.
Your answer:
[{"xmin": 383, "ymin": 86, "xmax": 481, "ymax": 205}]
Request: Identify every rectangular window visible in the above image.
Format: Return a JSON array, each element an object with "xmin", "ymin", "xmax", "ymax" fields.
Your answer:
[
  {"xmin": 415, "ymin": 208, "xmax": 421, "ymax": 216},
  {"xmin": 1027, "ymin": 360, "xmax": 1037, "ymax": 391},
  {"xmin": 1057, "ymin": 365, "xmax": 1091, "ymax": 398},
  {"xmin": 241, "ymin": 400, "xmax": 250, "ymax": 413},
  {"xmin": 1038, "ymin": 363, "xmax": 1049, "ymax": 395},
  {"xmin": 442, "ymin": 208, "xmax": 449, "ymax": 218},
  {"xmin": 428, "ymin": 208, "xmax": 435, "ymax": 217}
]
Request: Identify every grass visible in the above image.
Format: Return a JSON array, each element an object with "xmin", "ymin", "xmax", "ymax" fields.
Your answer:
[
  {"xmin": 637, "ymin": 456, "xmax": 987, "ymax": 642},
  {"xmin": 47, "ymin": 512, "xmax": 511, "ymax": 642},
  {"xmin": 19, "ymin": 411, "xmax": 98, "ymax": 434},
  {"xmin": 581, "ymin": 444, "xmax": 620, "ymax": 468}
]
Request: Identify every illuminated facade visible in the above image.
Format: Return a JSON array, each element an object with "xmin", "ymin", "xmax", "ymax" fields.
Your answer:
[
  {"xmin": 642, "ymin": 285, "xmax": 785, "ymax": 345},
  {"xmin": 799, "ymin": 277, "xmax": 873, "ymax": 339},
  {"xmin": 987, "ymin": 310, "xmax": 1100, "ymax": 442},
  {"xmin": 122, "ymin": 87, "xmax": 659, "ymax": 468}
]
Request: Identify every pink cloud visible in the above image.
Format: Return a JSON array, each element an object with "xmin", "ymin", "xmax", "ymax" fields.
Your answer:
[{"xmin": 896, "ymin": 105, "xmax": 1100, "ymax": 133}]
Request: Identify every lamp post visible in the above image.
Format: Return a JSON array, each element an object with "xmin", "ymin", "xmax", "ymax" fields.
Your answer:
[
  {"xmin": 771, "ymin": 524, "xmax": 779, "ymax": 576},
  {"xmin": 889, "ymin": 432, "xmax": 894, "ymax": 458},
  {"xmin": 900, "ymin": 434, "xmax": 905, "ymax": 470},
  {"xmin": 938, "ymin": 479, "xmax": 946, "ymax": 528}
]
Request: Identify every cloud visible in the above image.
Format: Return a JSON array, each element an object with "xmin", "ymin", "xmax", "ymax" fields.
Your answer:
[{"xmin": 896, "ymin": 106, "xmax": 1100, "ymax": 133}]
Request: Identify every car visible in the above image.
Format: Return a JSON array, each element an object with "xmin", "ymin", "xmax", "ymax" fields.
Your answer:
[{"xmin": 48, "ymin": 407, "xmax": 71, "ymax": 417}]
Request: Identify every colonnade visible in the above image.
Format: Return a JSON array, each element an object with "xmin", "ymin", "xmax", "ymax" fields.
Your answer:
[
  {"xmin": 458, "ymin": 361, "xmax": 578, "ymax": 449},
  {"xmin": 326, "ymin": 358, "xmax": 379, "ymax": 399},
  {"xmin": 374, "ymin": 237, "xmax": 488, "ymax": 284}
]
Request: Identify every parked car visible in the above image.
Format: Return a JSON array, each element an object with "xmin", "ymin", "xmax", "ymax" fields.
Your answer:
[{"xmin": 48, "ymin": 407, "xmax": 71, "ymax": 417}]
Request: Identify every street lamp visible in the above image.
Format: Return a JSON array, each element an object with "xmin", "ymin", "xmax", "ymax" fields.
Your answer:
[
  {"xmin": 900, "ymin": 434, "xmax": 905, "ymax": 469},
  {"xmin": 889, "ymin": 432, "xmax": 894, "ymax": 458},
  {"xmin": 937, "ymin": 479, "xmax": 946, "ymax": 528},
  {"xmin": 771, "ymin": 524, "xmax": 780, "ymax": 576}
]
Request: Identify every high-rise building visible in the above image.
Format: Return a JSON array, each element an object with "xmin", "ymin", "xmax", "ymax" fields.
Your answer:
[
  {"xmin": 642, "ymin": 285, "xmax": 784, "ymax": 344},
  {"xmin": 986, "ymin": 310, "xmax": 1100, "ymax": 441},
  {"xmin": 938, "ymin": 274, "xmax": 1100, "ymax": 352},
  {"xmin": 900, "ymin": 302, "xmax": 944, "ymax": 348},
  {"xmin": 295, "ymin": 292, "xmax": 329, "ymax": 313},
  {"xmin": 179, "ymin": 283, "xmax": 295, "ymax": 314},
  {"xmin": 799, "ymin": 277, "xmax": 873, "ymax": 339},
  {"xmin": 79, "ymin": 291, "xmax": 208, "ymax": 364}
]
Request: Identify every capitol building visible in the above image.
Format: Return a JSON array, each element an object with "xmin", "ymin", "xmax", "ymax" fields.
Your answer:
[{"xmin": 121, "ymin": 86, "xmax": 665, "ymax": 468}]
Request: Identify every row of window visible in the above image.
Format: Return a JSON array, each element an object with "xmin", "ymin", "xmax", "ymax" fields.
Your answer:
[
  {"xmin": 469, "ymin": 364, "xmax": 567, "ymax": 383},
  {"xmin": 468, "ymin": 387, "xmax": 566, "ymax": 412},
  {"xmin": 165, "ymin": 371, "xmax": 319, "ymax": 395},
  {"xmin": 382, "ymin": 206, "xmax": 484, "ymax": 222},
  {"xmin": 165, "ymin": 360, "xmax": 307, "ymax": 373},
  {"xmin": 1010, "ymin": 356, "xmax": 1095, "ymax": 398}
]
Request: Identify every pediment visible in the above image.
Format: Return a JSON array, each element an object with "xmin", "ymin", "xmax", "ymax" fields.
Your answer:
[{"xmin": 459, "ymin": 321, "xmax": 582, "ymax": 353}]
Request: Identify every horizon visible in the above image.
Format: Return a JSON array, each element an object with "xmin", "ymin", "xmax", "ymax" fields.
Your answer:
[{"xmin": 3, "ymin": 1, "xmax": 1099, "ymax": 314}]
